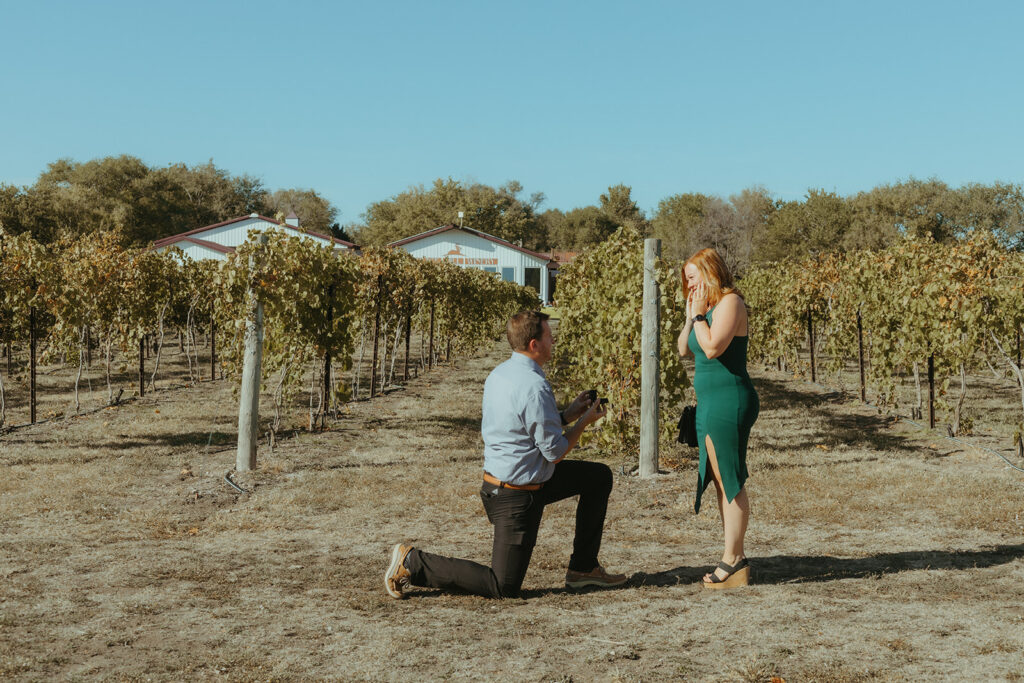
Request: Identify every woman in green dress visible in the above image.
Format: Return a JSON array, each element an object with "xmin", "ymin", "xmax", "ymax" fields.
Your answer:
[{"xmin": 677, "ymin": 248, "xmax": 759, "ymax": 589}]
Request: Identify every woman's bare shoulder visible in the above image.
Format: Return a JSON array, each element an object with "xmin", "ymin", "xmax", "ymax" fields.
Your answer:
[
  {"xmin": 719, "ymin": 291, "xmax": 745, "ymax": 309},
  {"xmin": 718, "ymin": 292, "xmax": 748, "ymax": 324}
]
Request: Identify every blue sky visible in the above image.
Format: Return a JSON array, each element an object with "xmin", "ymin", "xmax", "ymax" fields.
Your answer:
[{"xmin": 3, "ymin": 0, "xmax": 1022, "ymax": 224}]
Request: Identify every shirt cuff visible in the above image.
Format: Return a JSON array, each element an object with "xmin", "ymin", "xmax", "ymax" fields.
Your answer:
[{"xmin": 541, "ymin": 435, "xmax": 570, "ymax": 462}]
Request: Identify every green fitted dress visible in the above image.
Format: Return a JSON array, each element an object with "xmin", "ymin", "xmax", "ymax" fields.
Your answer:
[{"xmin": 688, "ymin": 306, "xmax": 759, "ymax": 514}]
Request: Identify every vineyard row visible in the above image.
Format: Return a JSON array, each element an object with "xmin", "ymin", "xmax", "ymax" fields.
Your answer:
[
  {"xmin": 0, "ymin": 227, "xmax": 539, "ymax": 432},
  {"xmin": 740, "ymin": 233, "xmax": 1024, "ymax": 443}
]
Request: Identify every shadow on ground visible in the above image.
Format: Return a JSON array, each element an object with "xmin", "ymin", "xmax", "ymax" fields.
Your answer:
[
  {"xmin": 406, "ymin": 582, "xmax": 634, "ymax": 600},
  {"xmin": 358, "ymin": 414, "xmax": 482, "ymax": 433},
  {"xmin": 753, "ymin": 377, "xmax": 916, "ymax": 454},
  {"xmin": 637, "ymin": 543, "xmax": 1024, "ymax": 586}
]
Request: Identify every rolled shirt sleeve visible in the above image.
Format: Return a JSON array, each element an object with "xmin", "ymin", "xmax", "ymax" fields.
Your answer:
[{"xmin": 527, "ymin": 388, "xmax": 569, "ymax": 462}]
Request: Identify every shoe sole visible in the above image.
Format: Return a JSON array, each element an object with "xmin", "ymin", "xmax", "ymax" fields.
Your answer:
[
  {"xmin": 703, "ymin": 566, "xmax": 750, "ymax": 590},
  {"xmin": 384, "ymin": 543, "xmax": 406, "ymax": 598},
  {"xmin": 565, "ymin": 577, "xmax": 628, "ymax": 589}
]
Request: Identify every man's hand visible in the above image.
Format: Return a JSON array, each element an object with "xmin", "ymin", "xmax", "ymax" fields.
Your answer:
[
  {"xmin": 555, "ymin": 392, "xmax": 608, "ymax": 463},
  {"xmin": 579, "ymin": 398, "xmax": 607, "ymax": 427},
  {"xmin": 563, "ymin": 390, "xmax": 594, "ymax": 423}
]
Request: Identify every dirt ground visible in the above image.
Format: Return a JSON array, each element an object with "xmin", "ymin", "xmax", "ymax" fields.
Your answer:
[{"xmin": 2, "ymin": 332, "xmax": 1024, "ymax": 682}]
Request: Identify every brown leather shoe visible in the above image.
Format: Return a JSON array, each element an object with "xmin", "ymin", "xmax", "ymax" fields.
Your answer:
[
  {"xmin": 384, "ymin": 543, "xmax": 414, "ymax": 598},
  {"xmin": 565, "ymin": 564, "xmax": 627, "ymax": 589}
]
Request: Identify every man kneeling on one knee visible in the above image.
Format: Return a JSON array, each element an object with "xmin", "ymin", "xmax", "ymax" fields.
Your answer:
[{"xmin": 385, "ymin": 310, "xmax": 627, "ymax": 599}]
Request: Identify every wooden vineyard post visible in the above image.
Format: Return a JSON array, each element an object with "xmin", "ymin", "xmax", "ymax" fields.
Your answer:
[
  {"xmin": 807, "ymin": 305, "xmax": 816, "ymax": 383},
  {"xmin": 322, "ymin": 349, "xmax": 331, "ymax": 429},
  {"xmin": 1011, "ymin": 327, "xmax": 1019, "ymax": 370},
  {"xmin": 428, "ymin": 298, "xmax": 435, "ymax": 370},
  {"xmin": 404, "ymin": 307, "xmax": 411, "ymax": 382},
  {"xmin": 236, "ymin": 233, "xmax": 267, "ymax": 472},
  {"xmin": 857, "ymin": 310, "xmax": 866, "ymax": 402},
  {"xmin": 639, "ymin": 238, "xmax": 660, "ymax": 478},
  {"xmin": 370, "ymin": 275, "xmax": 382, "ymax": 399},
  {"xmin": 138, "ymin": 336, "xmax": 145, "ymax": 397},
  {"xmin": 446, "ymin": 337, "xmax": 451, "ymax": 363},
  {"xmin": 210, "ymin": 314, "xmax": 216, "ymax": 382},
  {"xmin": 321, "ymin": 284, "xmax": 333, "ymax": 430},
  {"xmin": 928, "ymin": 353, "xmax": 935, "ymax": 429},
  {"xmin": 29, "ymin": 306, "xmax": 37, "ymax": 424}
]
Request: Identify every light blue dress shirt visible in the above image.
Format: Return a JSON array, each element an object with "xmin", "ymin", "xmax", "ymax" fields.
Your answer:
[{"xmin": 481, "ymin": 352, "xmax": 569, "ymax": 485}]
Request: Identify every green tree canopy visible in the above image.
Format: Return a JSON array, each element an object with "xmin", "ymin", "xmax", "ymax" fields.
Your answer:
[
  {"xmin": 354, "ymin": 178, "xmax": 547, "ymax": 249},
  {"xmin": 599, "ymin": 184, "xmax": 648, "ymax": 232},
  {"xmin": 651, "ymin": 192, "xmax": 711, "ymax": 259},
  {"xmin": 0, "ymin": 156, "xmax": 348, "ymax": 246},
  {"xmin": 545, "ymin": 206, "xmax": 618, "ymax": 250},
  {"xmin": 652, "ymin": 186, "xmax": 774, "ymax": 273},
  {"xmin": 753, "ymin": 189, "xmax": 852, "ymax": 263},
  {"xmin": 266, "ymin": 188, "xmax": 339, "ymax": 235},
  {"xmin": 843, "ymin": 178, "xmax": 1024, "ymax": 251}
]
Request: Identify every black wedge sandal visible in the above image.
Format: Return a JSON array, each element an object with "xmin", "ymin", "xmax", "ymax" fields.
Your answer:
[{"xmin": 702, "ymin": 557, "xmax": 750, "ymax": 590}]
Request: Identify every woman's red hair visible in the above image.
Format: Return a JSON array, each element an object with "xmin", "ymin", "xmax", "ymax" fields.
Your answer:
[{"xmin": 683, "ymin": 248, "xmax": 742, "ymax": 307}]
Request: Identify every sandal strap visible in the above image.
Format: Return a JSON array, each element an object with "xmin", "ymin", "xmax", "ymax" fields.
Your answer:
[{"xmin": 708, "ymin": 558, "xmax": 748, "ymax": 583}]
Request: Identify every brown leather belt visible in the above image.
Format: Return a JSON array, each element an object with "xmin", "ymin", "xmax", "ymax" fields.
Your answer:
[{"xmin": 483, "ymin": 472, "xmax": 544, "ymax": 491}]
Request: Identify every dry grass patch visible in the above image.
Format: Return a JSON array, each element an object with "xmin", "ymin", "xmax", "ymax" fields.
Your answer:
[{"xmin": 2, "ymin": 337, "xmax": 1024, "ymax": 680}]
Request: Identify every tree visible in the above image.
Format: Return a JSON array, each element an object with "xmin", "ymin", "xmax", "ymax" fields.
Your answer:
[
  {"xmin": 546, "ymin": 206, "xmax": 618, "ymax": 250},
  {"xmin": 848, "ymin": 178, "xmax": 957, "ymax": 243},
  {"xmin": 845, "ymin": 189, "xmax": 902, "ymax": 252},
  {"xmin": 651, "ymin": 192, "xmax": 710, "ymax": 259},
  {"xmin": 0, "ymin": 184, "xmax": 25, "ymax": 235},
  {"xmin": 266, "ymin": 188, "xmax": 339, "ymax": 234},
  {"xmin": 537, "ymin": 208, "xmax": 565, "ymax": 248},
  {"xmin": 6, "ymin": 157, "xmax": 273, "ymax": 246},
  {"xmin": 652, "ymin": 186, "xmax": 774, "ymax": 273},
  {"xmin": 728, "ymin": 186, "xmax": 777, "ymax": 272},
  {"xmin": 684, "ymin": 197, "xmax": 751, "ymax": 274},
  {"xmin": 27, "ymin": 155, "xmax": 149, "ymax": 240},
  {"xmin": 599, "ymin": 184, "xmax": 648, "ymax": 232},
  {"xmin": 754, "ymin": 189, "xmax": 852, "ymax": 263},
  {"xmin": 947, "ymin": 181, "xmax": 1024, "ymax": 249},
  {"xmin": 355, "ymin": 178, "xmax": 547, "ymax": 249},
  {"xmin": 463, "ymin": 181, "xmax": 545, "ymax": 249},
  {"xmin": 357, "ymin": 178, "xmax": 462, "ymax": 246},
  {"xmin": 151, "ymin": 161, "xmax": 267, "ymax": 235}
]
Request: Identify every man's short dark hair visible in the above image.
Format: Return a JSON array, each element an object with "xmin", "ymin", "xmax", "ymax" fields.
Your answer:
[{"xmin": 507, "ymin": 310, "xmax": 549, "ymax": 352}]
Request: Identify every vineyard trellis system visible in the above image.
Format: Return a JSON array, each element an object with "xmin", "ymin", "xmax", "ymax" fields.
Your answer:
[
  {"xmin": 0, "ymin": 227, "xmax": 538, "ymax": 435},
  {"xmin": 742, "ymin": 232, "xmax": 1024, "ymax": 455},
  {"xmin": 550, "ymin": 228, "xmax": 1024, "ymax": 462},
  {"xmin": 6, "ymin": 225, "xmax": 1022, "ymax": 463}
]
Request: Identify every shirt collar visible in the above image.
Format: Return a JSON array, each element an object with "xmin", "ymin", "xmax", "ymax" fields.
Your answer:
[{"xmin": 510, "ymin": 351, "xmax": 545, "ymax": 377}]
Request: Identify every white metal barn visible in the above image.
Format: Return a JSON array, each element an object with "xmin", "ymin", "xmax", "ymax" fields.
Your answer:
[
  {"xmin": 389, "ymin": 225, "xmax": 557, "ymax": 302},
  {"xmin": 152, "ymin": 213, "xmax": 357, "ymax": 261}
]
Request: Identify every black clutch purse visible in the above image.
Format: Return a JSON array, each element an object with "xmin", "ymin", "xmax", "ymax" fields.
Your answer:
[{"xmin": 677, "ymin": 405, "xmax": 697, "ymax": 447}]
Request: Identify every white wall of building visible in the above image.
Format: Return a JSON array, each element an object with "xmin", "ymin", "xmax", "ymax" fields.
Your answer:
[
  {"xmin": 196, "ymin": 217, "xmax": 339, "ymax": 251},
  {"xmin": 171, "ymin": 242, "xmax": 230, "ymax": 262},
  {"xmin": 396, "ymin": 229, "xmax": 550, "ymax": 301}
]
